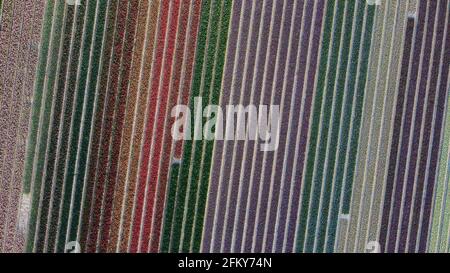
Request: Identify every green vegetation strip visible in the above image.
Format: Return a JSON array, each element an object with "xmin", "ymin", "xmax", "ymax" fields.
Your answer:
[{"xmin": 25, "ymin": 1, "xmax": 64, "ymax": 252}]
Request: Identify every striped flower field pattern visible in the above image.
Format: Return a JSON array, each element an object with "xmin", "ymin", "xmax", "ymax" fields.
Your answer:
[{"xmin": 0, "ymin": 0, "xmax": 448, "ymax": 253}]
